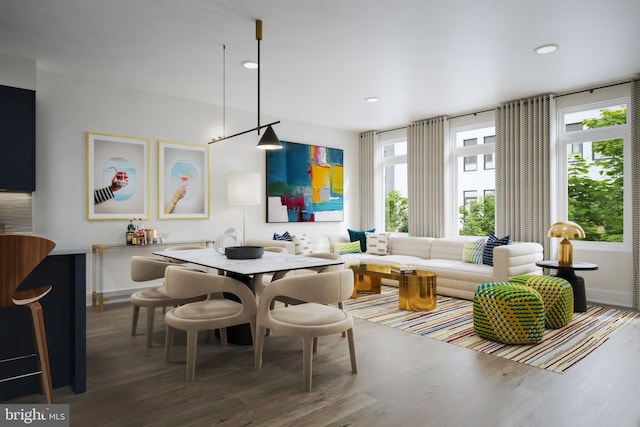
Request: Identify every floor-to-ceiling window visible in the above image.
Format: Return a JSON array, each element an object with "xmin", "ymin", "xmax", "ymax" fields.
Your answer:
[
  {"xmin": 449, "ymin": 113, "xmax": 496, "ymax": 237},
  {"xmin": 377, "ymin": 129, "xmax": 408, "ymax": 232},
  {"xmin": 557, "ymin": 96, "xmax": 630, "ymax": 247}
]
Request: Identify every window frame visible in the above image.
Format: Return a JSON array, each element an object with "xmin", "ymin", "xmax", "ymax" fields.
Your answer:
[
  {"xmin": 375, "ymin": 129, "xmax": 408, "ymax": 233},
  {"xmin": 556, "ymin": 96, "xmax": 631, "ymax": 251}
]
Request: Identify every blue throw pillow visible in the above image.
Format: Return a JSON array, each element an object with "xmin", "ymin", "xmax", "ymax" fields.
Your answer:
[
  {"xmin": 482, "ymin": 235, "xmax": 512, "ymax": 266},
  {"xmin": 273, "ymin": 231, "xmax": 292, "ymax": 241},
  {"xmin": 348, "ymin": 228, "xmax": 375, "ymax": 252}
]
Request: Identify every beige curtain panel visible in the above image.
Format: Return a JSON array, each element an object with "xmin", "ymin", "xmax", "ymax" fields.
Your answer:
[
  {"xmin": 407, "ymin": 116, "xmax": 448, "ymax": 238},
  {"xmin": 495, "ymin": 95, "xmax": 555, "ymax": 258},
  {"xmin": 631, "ymin": 80, "xmax": 640, "ymax": 310},
  {"xmin": 359, "ymin": 131, "xmax": 377, "ymax": 230}
]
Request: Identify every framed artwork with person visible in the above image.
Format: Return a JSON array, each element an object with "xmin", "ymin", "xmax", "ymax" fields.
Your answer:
[
  {"xmin": 87, "ymin": 132, "xmax": 149, "ymax": 220},
  {"xmin": 158, "ymin": 140, "xmax": 209, "ymax": 219}
]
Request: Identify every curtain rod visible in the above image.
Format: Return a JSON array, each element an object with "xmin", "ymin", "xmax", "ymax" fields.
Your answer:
[
  {"xmin": 367, "ymin": 77, "xmax": 638, "ymax": 136},
  {"xmin": 376, "ymin": 126, "xmax": 407, "ymax": 135},
  {"xmin": 449, "ymin": 107, "xmax": 496, "ymax": 120},
  {"xmin": 555, "ymin": 78, "xmax": 637, "ymax": 98}
]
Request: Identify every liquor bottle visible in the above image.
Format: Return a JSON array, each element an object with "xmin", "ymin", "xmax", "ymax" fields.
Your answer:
[{"xmin": 126, "ymin": 220, "xmax": 135, "ymax": 245}]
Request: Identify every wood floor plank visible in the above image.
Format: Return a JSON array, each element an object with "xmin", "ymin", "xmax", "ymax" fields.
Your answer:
[{"xmin": 5, "ymin": 301, "xmax": 640, "ymax": 426}]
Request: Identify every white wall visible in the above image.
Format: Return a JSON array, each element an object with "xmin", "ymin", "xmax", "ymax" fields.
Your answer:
[
  {"xmin": 30, "ymin": 69, "xmax": 359, "ymax": 300},
  {"xmin": 0, "ymin": 53, "xmax": 36, "ymax": 90},
  {"xmin": 1, "ymin": 54, "xmax": 633, "ymax": 307}
]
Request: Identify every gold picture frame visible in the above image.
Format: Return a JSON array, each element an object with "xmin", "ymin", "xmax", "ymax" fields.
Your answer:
[
  {"xmin": 158, "ymin": 140, "xmax": 210, "ymax": 219},
  {"xmin": 86, "ymin": 132, "xmax": 150, "ymax": 220}
]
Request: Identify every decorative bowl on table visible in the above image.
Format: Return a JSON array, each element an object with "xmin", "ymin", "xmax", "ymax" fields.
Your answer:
[{"xmin": 225, "ymin": 246, "xmax": 264, "ymax": 259}]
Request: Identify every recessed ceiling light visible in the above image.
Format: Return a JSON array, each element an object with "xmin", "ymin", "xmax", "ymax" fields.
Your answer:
[
  {"xmin": 242, "ymin": 61, "xmax": 258, "ymax": 69},
  {"xmin": 534, "ymin": 44, "xmax": 558, "ymax": 55},
  {"xmin": 365, "ymin": 97, "xmax": 380, "ymax": 103}
]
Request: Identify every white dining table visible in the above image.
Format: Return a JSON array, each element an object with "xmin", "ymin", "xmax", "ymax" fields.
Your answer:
[{"xmin": 153, "ymin": 248, "xmax": 344, "ymax": 277}]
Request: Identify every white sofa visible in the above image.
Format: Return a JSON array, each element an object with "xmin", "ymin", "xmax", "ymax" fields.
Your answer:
[{"xmin": 246, "ymin": 234, "xmax": 544, "ymax": 300}]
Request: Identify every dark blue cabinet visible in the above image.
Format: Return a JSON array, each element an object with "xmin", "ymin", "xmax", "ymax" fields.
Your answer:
[{"xmin": 0, "ymin": 85, "xmax": 36, "ymax": 192}]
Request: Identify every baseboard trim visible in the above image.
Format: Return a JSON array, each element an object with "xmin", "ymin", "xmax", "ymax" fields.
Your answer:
[{"xmin": 587, "ymin": 288, "xmax": 633, "ymax": 308}]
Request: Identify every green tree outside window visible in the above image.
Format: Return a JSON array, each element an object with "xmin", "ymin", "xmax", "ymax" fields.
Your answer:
[
  {"xmin": 386, "ymin": 190, "xmax": 408, "ymax": 232},
  {"xmin": 459, "ymin": 194, "xmax": 495, "ymax": 236},
  {"xmin": 568, "ymin": 107, "xmax": 626, "ymax": 242}
]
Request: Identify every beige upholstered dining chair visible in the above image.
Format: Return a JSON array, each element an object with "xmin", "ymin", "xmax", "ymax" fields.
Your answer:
[
  {"xmin": 254, "ymin": 269, "xmax": 357, "ymax": 391},
  {"xmin": 129, "ymin": 256, "xmax": 206, "ymax": 348},
  {"xmin": 253, "ymin": 246, "xmax": 289, "ymax": 298},
  {"xmin": 163, "ymin": 266, "xmax": 258, "ymax": 382}
]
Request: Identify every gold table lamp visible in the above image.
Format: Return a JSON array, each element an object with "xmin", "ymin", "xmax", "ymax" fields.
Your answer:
[{"xmin": 548, "ymin": 221, "xmax": 585, "ymax": 267}]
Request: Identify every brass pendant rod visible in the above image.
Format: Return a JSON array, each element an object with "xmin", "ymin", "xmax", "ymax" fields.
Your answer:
[
  {"xmin": 256, "ymin": 19, "xmax": 262, "ymax": 135},
  {"xmin": 208, "ymin": 19, "xmax": 281, "ymax": 145},
  {"xmin": 222, "ymin": 44, "xmax": 226, "ymax": 138}
]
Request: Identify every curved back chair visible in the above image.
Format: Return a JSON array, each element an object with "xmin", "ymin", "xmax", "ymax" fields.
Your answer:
[
  {"xmin": 253, "ymin": 246, "xmax": 289, "ymax": 297},
  {"xmin": 163, "ymin": 266, "xmax": 258, "ymax": 381},
  {"xmin": 0, "ymin": 234, "xmax": 56, "ymax": 403},
  {"xmin": 130, "ymin": 256, "xmax": 206, "ymax": 348},
  {"xmin": 254, "ymin": 269, "xmax": 357, "ymax": 391}
]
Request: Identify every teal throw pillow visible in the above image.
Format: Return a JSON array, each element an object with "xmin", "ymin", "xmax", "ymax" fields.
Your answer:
[{"xmin": 348, "ymin": 228, "xmax": 375, "ymax": 252}]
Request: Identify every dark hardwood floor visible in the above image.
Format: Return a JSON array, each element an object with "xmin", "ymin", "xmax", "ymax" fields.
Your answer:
[{"xmin": 7, "ymin": 300, "xmax": 640, "ymax": 426}]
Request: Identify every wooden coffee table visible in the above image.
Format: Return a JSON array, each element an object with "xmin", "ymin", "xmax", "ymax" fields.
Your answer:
[{"xmin": 349, "ymin": 264, "xmax": 437, "ymax": 311}]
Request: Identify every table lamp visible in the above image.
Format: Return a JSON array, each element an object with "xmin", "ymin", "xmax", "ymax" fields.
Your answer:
[
  {"xmin": 227, "ymin": 172, "xmax": 261, "ymax": 245},
  {"xmin": 548, "ymin": 221, "xmax": 585, "ymax": 267}
]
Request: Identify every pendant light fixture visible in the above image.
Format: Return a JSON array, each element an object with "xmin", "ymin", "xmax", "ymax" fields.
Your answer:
[{"xmin": 209, "ymin": 19, "xmax": 282, "ymax": 150}]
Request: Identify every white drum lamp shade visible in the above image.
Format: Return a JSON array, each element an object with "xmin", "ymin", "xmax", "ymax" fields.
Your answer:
[
  {"xmin": 228, "ymin": 172, "xmax": 261, "ymax": 205},
  {"xmin": 227, "ymin": 172, "xmax": 261, "ymax": 244}
]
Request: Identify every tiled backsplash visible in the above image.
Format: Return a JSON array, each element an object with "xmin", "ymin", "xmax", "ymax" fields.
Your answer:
[{"xmin": 0, "ymin": 192, "xmax": 32, "ymax": 233}]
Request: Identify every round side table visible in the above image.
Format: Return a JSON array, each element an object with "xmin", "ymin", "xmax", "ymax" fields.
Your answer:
[{"xmin": 535, "ymin": 260, "xmax": 598, "ymax": 312}]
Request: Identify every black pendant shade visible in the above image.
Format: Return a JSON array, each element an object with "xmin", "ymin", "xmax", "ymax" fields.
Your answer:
[{"xmin": 256, "ymin": 125, "xmax": 282, "ymax": 150}]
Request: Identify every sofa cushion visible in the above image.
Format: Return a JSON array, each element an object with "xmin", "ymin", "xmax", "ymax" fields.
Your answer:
[
  {"xmin": 430, "ymin": 239, "xmax": 467, "ymax": 261},
  {"xmin": 388, "ymin": 235, "xmax": 433, "ymax": 258},
  {"xmin": 348, "ymin": 228, "xmax": 375, "ymax": 252},
  {"xmin": 366, "ymin": 232, "xmax": 390, "ymax": 255},
  {"xmin": 463, "ymin": 238, "xmax": 486, "ymax": 264},
  {"xmin": 361, "ymin": 254, "xmax": 426, "ymax": 266},
  {"xmin": 291, "ymin": 234, "xmax": 312, "ymax": 255},
  {"xmin": 482, "ymin": 235, "xmax": 512, "ymax": 266},
  {"xmin": 333, "ymin": 241, "xmax": 361, "ymax": 255},
  {"xmin": 414, "ymin": 259, "xmax": 493, "ymax": 284}
]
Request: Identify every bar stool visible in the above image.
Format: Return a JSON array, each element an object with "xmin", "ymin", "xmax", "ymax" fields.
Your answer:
[{"xmin": 0, "ymin": 234, "xmax": 56, "ymax": 403}]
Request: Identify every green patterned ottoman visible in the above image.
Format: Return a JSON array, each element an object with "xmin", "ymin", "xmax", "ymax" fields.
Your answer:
[
  {"xmin": 473, "ymin": 282, "xmax": 545, "ymax": 345},
  {"xmin": 509, "ymin": 275, "xmax": 574, "ymax": 329}
]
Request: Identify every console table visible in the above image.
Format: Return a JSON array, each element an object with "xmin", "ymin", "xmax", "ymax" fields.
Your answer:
[
  {"xmin": 91, "ymin": 240, "xmax": 211, "ymax": 312},
  {"xmin": 535, "ymin": 260, "xmax": 598, "ymax": 312}
]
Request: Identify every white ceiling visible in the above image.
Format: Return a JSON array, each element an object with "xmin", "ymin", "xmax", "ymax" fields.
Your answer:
[{"xmin": 1, "ymin": 0, "xmax": 639, "ymax": 133}]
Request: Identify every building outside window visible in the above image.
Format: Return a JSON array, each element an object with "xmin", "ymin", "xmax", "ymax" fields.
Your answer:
[{"xmin": 453, "ymin": 125, "xmax": 496, "ymax": 236}]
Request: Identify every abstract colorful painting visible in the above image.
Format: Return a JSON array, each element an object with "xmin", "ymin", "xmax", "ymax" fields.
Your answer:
[{"xmin": 266, "ymin": 141, "xmax": 344, "ymax": 222}]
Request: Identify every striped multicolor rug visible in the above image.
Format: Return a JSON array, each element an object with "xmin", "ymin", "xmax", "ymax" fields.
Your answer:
[{"xmin": 343, "ymin": 286, "xmax": 638, "ymax": 374}]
